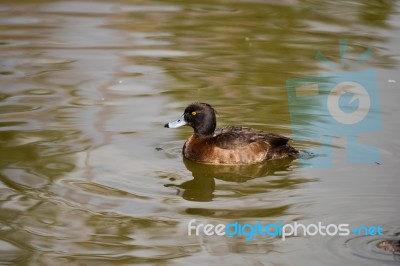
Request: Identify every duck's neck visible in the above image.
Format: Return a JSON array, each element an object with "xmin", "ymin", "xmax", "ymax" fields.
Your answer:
[
  {"xmin": 194, "ymin": 122, "xmax": 216, "ymax": 137},
  {"xmin": 194, "ymin": 131, "xmax": 214, "ymax": 138},
  {"xmin": 194, "ymin": 127, "xmax": 214, "ymax": 137}
]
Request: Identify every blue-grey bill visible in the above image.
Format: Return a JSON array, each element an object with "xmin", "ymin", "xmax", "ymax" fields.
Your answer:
[{"xmin": 164, "ymin": 115, "xmax": 187, "ymax": 128}]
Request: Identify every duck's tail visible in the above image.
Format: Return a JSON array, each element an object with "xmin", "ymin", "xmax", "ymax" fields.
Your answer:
[
  {"xmin": 293, "ymin": 148, "xmax": 315, "ymax": 160},
  {"xmin": 284, "ymin": 143, "xmax": 318, "ymax": 160},
  {"xmin": 287, "ymin": 144, "xmax": 301, "ymax": 158}
]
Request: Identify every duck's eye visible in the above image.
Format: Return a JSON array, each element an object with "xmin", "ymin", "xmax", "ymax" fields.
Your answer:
[{"xmin": 191, "ymin": 111, "xmax": 197, "ymax": 116}]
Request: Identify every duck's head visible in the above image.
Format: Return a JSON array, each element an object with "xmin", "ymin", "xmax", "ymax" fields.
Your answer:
[{"xmin": 164, "ymin": 102, "xmax": 217, "ymax": 137}]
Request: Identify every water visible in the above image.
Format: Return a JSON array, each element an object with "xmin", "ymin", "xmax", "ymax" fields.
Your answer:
[{"xmin": 0, "ymin": 0, "xmax": 399, "ymax": 265}]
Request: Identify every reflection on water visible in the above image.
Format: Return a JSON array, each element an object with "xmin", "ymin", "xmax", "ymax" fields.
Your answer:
[
  {"xmin": 1, "ymin": 0, "xmax": 400, "ymax": 265},
  {"xmin": 166, "ymin": 158, "xmax": 301, "ymax": 202}
]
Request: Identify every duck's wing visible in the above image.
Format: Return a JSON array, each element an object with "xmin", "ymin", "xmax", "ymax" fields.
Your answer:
[{"xmin": 213, "ymin": 126, "xmax": 290, "ymax": 149}]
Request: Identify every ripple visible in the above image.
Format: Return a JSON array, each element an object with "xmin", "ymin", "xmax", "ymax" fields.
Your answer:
[
  {"xmin": 120, "ymin": 64, "xmax": 163, "ymax": 75},
  {"xmin": 107, "ymin": 84, "xmax": 156, "ymax": 96},
  {"xmin": 0, "ymin": 71, "xmax": 14, "ymax": 76},
  {"xmin": 121, "ymin": 5, "xmax": 181, "ymax": 13},
  {"xmin": 188, "ymin": 5, "xmax": 241, "ymax": 14},
  {"xmin": 69, "ymin": 98, "xmax": 98, "ymax": 106},
  {"xmin": 185, "ymin": 205, "xmax": 289, "ymax": 218},
  {"xmin": 0, "ymin": 16, "xmax": 45, "ymax": 25},
  {"xmin": 0, "ymin": 105, "xmax": 41, "ymax": 114},
  {"xmin": 0, "ymin": 239, "xmax": 24, "ymax": 263},
  {"xmin": 45, "ymin": 162, "xmax": 75, "ymax": 171},
  {"xmin": 344, "ymin": 235, "xmax": 400, "ymax": 264},
  {"xmin": 156, "ymin": 140, "xmax": 183, "ymax": 159},
  {"xmin": 23, "ymin": 57, "xmax": 75, "ymax": 66},
  {"xmin": 61, "ymin": 179, "xmax": 133, "ymax": 198},
  {"xmin": 323, "ymin": 225, "xmax": 400, "ymax": 265},
  {"xmin": 123, "ymin": 49, "xmax": 199, "ymax": 58},
  {"xmin": 2, "ymin": 168, "xmax": 49, "ymax": 189},
  {"xmin": 0, "ymin": 70, "xmax": 26, "ymax": 79},
  {"xmin": 40, "ymin": 1, "xmax": 116, "ymax": 14},
  {"xmin": 24, "ymin": 88, "xmax": 55, "ymax": 95},
  {"xmin": 0, "ymin": 121, "xmax": 27, "ymax": 128}
]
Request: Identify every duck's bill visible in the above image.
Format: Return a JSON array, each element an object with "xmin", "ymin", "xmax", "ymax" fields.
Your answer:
[{"xmin": 164, "ymin": 115, "xmax": 187, "ymax": 128}]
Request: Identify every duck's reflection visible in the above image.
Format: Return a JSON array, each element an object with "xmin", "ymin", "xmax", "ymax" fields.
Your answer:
[{"xmin": 165, "ymin": 158, "xmax": 295, "ymax": 202}]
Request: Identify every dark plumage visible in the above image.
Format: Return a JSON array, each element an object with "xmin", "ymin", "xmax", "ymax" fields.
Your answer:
[{"xmin": 164, "ymin": 103, "xmax": 299, "ymax": 164}]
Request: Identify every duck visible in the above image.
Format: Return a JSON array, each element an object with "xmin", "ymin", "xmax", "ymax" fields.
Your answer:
[{"xmin": 164, "ymin": 102, "xmax": 299, "ymax": 164}]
